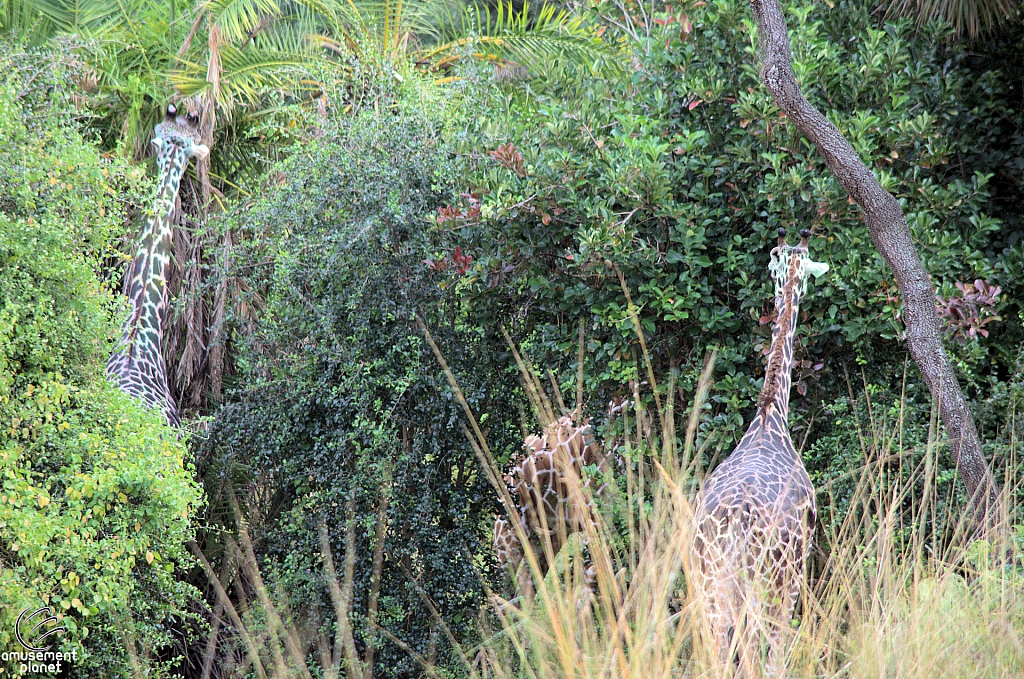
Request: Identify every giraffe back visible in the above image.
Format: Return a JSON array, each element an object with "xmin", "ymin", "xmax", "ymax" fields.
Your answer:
[{"xmin": 493, "ymin": 417, "xmax": 604, "ymax": 600}]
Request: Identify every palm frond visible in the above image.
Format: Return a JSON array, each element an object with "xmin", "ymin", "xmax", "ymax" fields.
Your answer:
[
  {"xmin": 172, "ymin": 46, "xmax": 311, "ymax": 108},
  {"xmin": 885, "ymin": 0, "xmax": 1020, "ymax": 40},
  {"xmin": 204, "ymin": 0, "xmax": 283, "ymax": 43},
  {"xmin": 422, "ymin": 1, "xmax": 616, "ymax": 75}
]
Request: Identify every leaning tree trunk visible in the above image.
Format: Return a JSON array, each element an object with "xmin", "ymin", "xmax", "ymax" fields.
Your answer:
[{"xmin": 746, "ymin": 0, "xmax": 1001, "ymax": 530}]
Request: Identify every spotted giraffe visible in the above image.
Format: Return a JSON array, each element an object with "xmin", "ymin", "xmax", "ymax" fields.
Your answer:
[
  {"xmin": 106, "ymin": 104, "xmax": 209, "ymax": 429},
  {"xmin": 692, "ymin": 228, "xmax": 829, "ymax": 676},
  {"xmin": 493, "ymin": 416, "xmax": 605, "ymax": 605}
]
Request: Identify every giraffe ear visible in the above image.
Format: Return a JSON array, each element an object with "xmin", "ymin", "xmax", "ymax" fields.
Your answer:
[
  {"xmin": 151, "ymin": 137, "xmax": 165, "ymax": 151},
  {"xmin": 191, "ymin": 144, "xmax": 210, "ymax": 161},
  {"xmin": 804, "ymin": 260, "xmax": 830, "ymax": 279}
]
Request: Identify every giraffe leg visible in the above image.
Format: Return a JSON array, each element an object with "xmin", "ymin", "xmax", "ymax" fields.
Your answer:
[
  {"xmin": 699, "ymin": 568, "xmax": 740, "ymax": 676},
  {"xmin": 765, "ymin": 525, "xmax": 810, "ymax": 678},
  {"xmin": 576, "ymin": 525, "xmax": 599, "ymax": 614},
  {"xmin": 736, "ymin": 585, "xmax": 770, "ymax": 679},
  {"xmin": 495, "ymin": 517, "xmax": 533, "ymax": 609},
  {"xmin": 574, "ymin": 561, "xmax": 598, "ymax": 617},
  {"xmin": 509, "ymin": 536, "xmax": 541, "ymax": 608},
  {"xmin": 516, "ymin": 555, "xmax": 536, "ymax": 608},
  {"xmin": 714, "ymin": 586, "xmax": 738, "ymax": 674},
  {"xmin": 763, "ymin": 590, "xmax": 794, "ymax": 678},
  {"xmin": 763, "ymin": 569, "xmax": 801, "ymax": 678},
  {"xmin": 694, "ymin": 525, "xmax": 739, "ymax": 676}
]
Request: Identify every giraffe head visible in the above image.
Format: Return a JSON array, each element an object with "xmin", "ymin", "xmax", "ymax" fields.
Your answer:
[
  {"xmin": 152, "ymin": 103, "xmax": 209, "ymax": 174},
  {"xmin": 768, "ymin": 228, "xmax": 829, "ymax": 299}
]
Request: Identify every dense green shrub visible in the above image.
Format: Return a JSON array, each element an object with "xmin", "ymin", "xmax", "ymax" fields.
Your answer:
[
  {"xmin": 0, "ymin": 49, "xmax": 202, "ymax": 677},
  {"xmin": 957, "ymin": 25, "xmax": 1024, "ymax": 304},
  {"xmin": 198, "ymin": 68, "xmax": 523, "ymax": 677},
  {"xmin": 459, "ymin": 0, "xmax": 1020, "ymax": 466}
]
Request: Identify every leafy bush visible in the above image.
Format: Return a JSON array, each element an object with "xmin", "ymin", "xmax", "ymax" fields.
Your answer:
[
  {"xmin": 0, "ymin": 47, "xmax": 202, "ymax": 677},
  {"xmin": 459, "ymin": 0, "xmax": 1019, "ymax": 466},
  {"xmin": 197, "ymin": 68, "xmax": 523, "ymax": 677}
]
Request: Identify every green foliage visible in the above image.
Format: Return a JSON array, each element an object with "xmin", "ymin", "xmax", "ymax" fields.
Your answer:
[
  {"xmin": 955, "ymin": 24, "xmax": 1024, "ymax": 306},
  {"xmin": 460, "ymin": 0, "xmax": 1019, "ymax": 463},
  {"xmin": 198, "ymin": 68, "xmax": 521, "ymax": 676},
  {"xmin": 806, "ymin": 352, "xmax": 1024, "ymax": 561},
  {"xmin": 0, "ymin": 48, "xmax": 202, "ymax": 677}
]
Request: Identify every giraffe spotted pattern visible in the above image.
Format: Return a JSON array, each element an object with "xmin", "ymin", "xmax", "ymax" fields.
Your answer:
[
  {"xmin": 693, "ymin": 229, "xmax": 829, "ymax": 676},
  {"xmin": 493, "ymin": 416, "xmax": 604, "ymax": 604},
  {"xmin": 106, "ymin": 104, "xmax": 209, "ymax": 429}
]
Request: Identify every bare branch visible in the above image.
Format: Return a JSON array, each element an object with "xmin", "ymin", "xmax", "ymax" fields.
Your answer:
[
  {"xmin": 363, "ymin": 487, "xmax": 391, "ymax": 679},
  {"xmin": 227, "ymin": 485, "xmax": 315, "ymax": 678},
  {"xmin": 188, "ymin": 540, "xmax": 269, "ymax": 679},
  {"xmin": 318, "ymin": 507, "xmax": 362, "ymax": 679},
  {"xmin": 746, "ymin": 0, "xmax": 1001, "ymax": 529}
]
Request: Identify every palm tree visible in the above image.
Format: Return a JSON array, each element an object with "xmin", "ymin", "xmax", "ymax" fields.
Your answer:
[
  {"xmin": 1, "ymin": 0, "xmax": 615, "ymax": 407},
  {"xmin": 885, "ymin": 0, "xmax": 1021, "ymax": 40},
  {"xmin": 2, "ymin": 0, "xmax": 611, "ymax": 173}
]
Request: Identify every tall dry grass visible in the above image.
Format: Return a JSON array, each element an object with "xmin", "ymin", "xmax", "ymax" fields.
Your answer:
[
  {"xmin": 452, "ymin": 364, "xmax": 1024, "ymax": 679},
  {"xmin": 437, "ymin": 337, "xmax": 1024, "ymax": 679},
  {"xmin": 202, "ymin": 321, "xmax": 1022, "ymax": 679}
]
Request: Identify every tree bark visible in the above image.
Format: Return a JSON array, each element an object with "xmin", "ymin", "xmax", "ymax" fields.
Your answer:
[{"xmin": 746, "ymin": 0, "xmax": 1001, "ymax": 529}]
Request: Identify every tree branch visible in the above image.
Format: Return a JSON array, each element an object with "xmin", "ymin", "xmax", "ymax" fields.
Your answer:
[{"xmin": 746, "ymin": 0, "xmax": 1001, "ymax": 529}]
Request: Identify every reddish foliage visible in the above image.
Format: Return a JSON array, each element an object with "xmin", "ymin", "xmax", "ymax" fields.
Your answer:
[
  {"xmin": 436, "ymin": 193, "xmax": 481, "ymax": 225},
  {"xmin": 488, "ymin": 144, "xmax": 526, "ymax": 176},
  {"xmin": 936, "ymin": 279, "xmax": 1002, "ymax": 342},
  {"xmin": 423, "ymin": 246, "xmax": 473, "ymax": 275}
]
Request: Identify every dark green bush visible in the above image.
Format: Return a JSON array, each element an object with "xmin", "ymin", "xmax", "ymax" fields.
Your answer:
[{"xmin": 198, "ymin": 69, "xmax": 523, "ymax": 677}]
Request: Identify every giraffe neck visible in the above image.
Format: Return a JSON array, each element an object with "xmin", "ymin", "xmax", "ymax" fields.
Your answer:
[
  {"xmin": 106, "ymin": 146, "xmax": 191, "ymax": 429},
  {"xmin": 755, "ymin": 273, "xmax": 803, "ymax": 424},
  {"xmin": 119, "ymin": 150, "xmax": 189, "ymax": 346}
]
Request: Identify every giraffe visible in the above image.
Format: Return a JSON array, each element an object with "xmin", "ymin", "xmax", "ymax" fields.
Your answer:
[
  {"xmin": 692, "ymin": 228, "xmax": 829, "ymax": 677},
  {"xmin": 106, "ymin": 104, "xmax": 209, "ymax": 429},
  {"xmin": 493, "ymin": 416, "xmax": 605, "ymax": 606}
]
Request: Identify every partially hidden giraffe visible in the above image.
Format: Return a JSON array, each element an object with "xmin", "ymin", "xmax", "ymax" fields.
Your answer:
[
  {"xmin": 493, "ymin": 415, "xmax": 605, "ymax": 605},
  {"xmin": 106, "ymin": 104, "xmax": 209, "ymax": 429},
  {"xmin": 692, "ymin": 228, "xmax": 829, "ymax": 676}
]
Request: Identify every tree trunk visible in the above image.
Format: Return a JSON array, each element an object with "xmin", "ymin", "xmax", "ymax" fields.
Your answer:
[{"xmin": 746, "ymin": 0, "xmax": 1001, "ymax": 529}]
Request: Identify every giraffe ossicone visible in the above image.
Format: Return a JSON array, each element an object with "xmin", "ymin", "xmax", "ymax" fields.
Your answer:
[
  {"xmin": 767, "ymin": 241, "xmax": 829, "ymax": 298},
  {"xmin": 106, "ymin": 104, "xmax": 207, "ymax": 429},
  {"xmin": 693, "ymin": 228, "xmax": 827, "ymax": 676}
]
